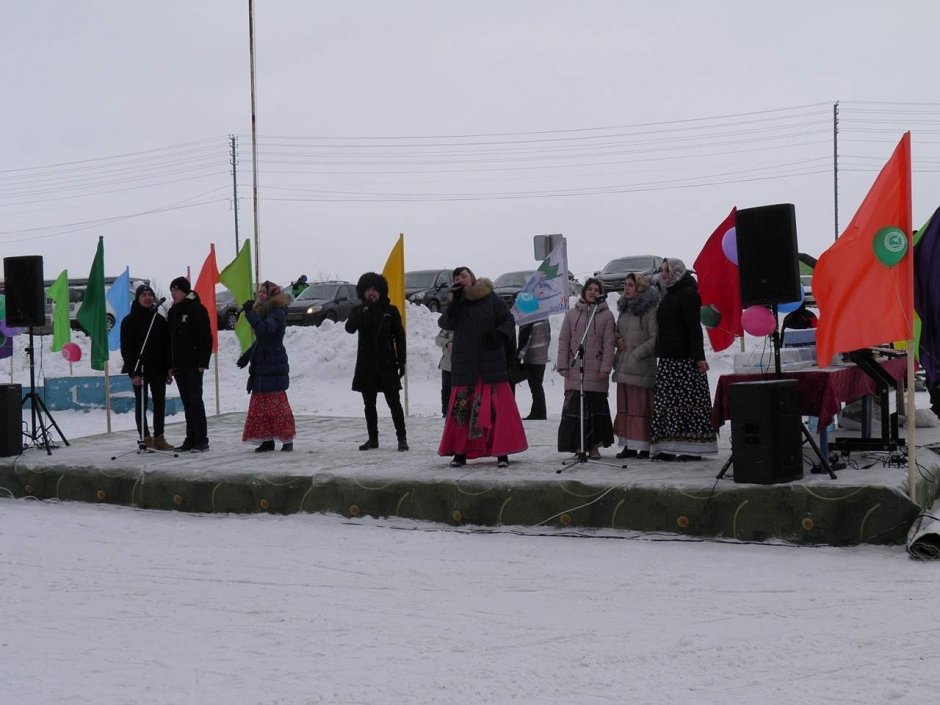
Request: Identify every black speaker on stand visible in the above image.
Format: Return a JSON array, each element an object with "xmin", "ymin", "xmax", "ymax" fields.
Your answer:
[
  {"xmin": 736, "ymin": 203, "xmax": 801, "ymax": 307},
  {"xmin": 727, "ymin": 379, "xmax": 803, "ymax": 484}
]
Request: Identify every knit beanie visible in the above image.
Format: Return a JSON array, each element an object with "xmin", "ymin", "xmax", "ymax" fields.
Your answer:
[
  {"xmin": 135, "ymin": 284, "xmax": 155, "ymax": 302},
  {"xmin": 169, "ymin": 277, "xmax": 192, "ymax": 294}
]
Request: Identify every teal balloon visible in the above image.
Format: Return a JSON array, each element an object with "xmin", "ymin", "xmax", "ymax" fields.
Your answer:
[
  {"xmin": 0, "ymin": 293, "xmax": 5, "ymax": 320},
  {"xmin": 700, "ymin": 305, "xmax": 720, "ymax": 328},
  {"xmin": 516, "ymin": 291, "xmax": 538, "ymax": 313},
  {"xmin": 872, "ymin": 226, "xmax": 908, "ymax": 266},
  {"xmin": 0, "ymin": 332, "xmax": 5, "ymax": 347}
]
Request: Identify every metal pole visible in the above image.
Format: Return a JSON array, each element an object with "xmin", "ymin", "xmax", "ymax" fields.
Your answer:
[
  {"xmin": 230, "ymin": 135, "xmax": 240, "ymax": 255},
  {"xmin": 833, "ymin": 101, "xmax": 840, "ymax": 241},
  {"xmin": 248, "ymin": 0, "xmax": 261, "ymax": 285}
]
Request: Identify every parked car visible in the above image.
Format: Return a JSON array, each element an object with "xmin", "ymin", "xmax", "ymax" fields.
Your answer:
[
  {"xmin": 285, "ymin": 281, "xmax": 359, "ymax": 326},
  {"xmin": 406, "ymin": 269, "xmax": 453, "ymax": 312},
  {"xmin": 216, "ymin": 290, "xmax": 240, "ymax": 330},
  {"xmin": 594, "ymin": 255, "xmax": 664, "ymax": 293}
]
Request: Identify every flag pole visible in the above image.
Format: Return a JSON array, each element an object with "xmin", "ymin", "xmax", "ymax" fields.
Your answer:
[
  {"xmin": 248, "ymin": 0, "xmax": 261, "ymax": 286},
  {"xmin": 104, "ymin": 366, "xmax": 112, "ymax": 433},
  {"xmin": 214, "ymin": 353, "xmax": 221, "ymax": 416},
  {"xmin": 907, "ymin": 345, "xmax": 916, "ymax": 504}
]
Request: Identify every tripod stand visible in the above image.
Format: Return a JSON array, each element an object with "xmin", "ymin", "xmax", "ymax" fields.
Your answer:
[
  {"xmin": 111, "ymin": 303, "xmax": 177, "ymax": 461},
  {"xmin": 716, "ymin": 304, "xmax": 835, "ymax": 481},
  {"xmin": 21, "ymin": 328, "xmax": 70, "ymax": 455},
  {"xmin": 558, "ymin": 299, "xmax": 624, "ymax": 473}
]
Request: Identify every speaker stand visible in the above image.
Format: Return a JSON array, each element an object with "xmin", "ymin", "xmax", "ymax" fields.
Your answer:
[{"xmin": 21, "ymin": 328, "xmax": 70, "ymax": 455}]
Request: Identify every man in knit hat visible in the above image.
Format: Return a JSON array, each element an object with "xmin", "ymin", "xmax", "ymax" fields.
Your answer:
[
  {"xmin": 119, "ymin": 284, "xmax": 174, "ymax": 451},
  {"xmin": 167, "ymin": 276, "xmax": 212, "ymax": 452}
]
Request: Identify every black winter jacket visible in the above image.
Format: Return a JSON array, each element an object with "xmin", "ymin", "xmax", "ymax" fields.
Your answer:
[
  {"xmin": 168, "ymin": 292, "xmax": 213, "ymax": 370},
  {"xmin": 438, "ymin": 278, "xmax": 515, "ymax": 387},
  {"xmin": 345, "ymin": 298, "xmax": 406, "ymax": 394},
  {"xmin": 654, "ymin": 271, "xmax": 706, "ymax": 361},
  {"xmin": 120, "ymin": 301, "xmax": 171, "ymax": 378}
]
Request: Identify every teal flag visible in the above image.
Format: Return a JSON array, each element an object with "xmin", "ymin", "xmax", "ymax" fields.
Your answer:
[
  {"xmin": 76, "ymin": 236, "xmax": 109, "ymax": 371},
  {"xmin": 106, "ymin": 267, "xmax": 131, "ymax": 351}
]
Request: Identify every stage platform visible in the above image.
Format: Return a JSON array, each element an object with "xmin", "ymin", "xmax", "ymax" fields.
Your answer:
[{"xmin": 2, "ymin": 413, "xmax": 939, "ymax": 547}]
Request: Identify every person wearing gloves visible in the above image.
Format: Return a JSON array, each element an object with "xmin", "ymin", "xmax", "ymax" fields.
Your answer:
[
  {"xmin": 119, "ymin": 284, "xmax": 174, "ymax": 451},
  {"xmin": 167, "ymin": 276, "xmax": 212, "ymax": 453},
  {"xmin": 237, "ymin": 281, "xmax": 296, "ymax": 452},
  {"xmin": 437, "ymin": 266, "xmax": 527, "ymax": 468},
  {"xmin": 345, "ymin": 272, "xmax": 408, "ymax": 451}
]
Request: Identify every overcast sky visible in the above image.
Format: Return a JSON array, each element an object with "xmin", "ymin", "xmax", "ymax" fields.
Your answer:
[{"xmin": 3, "ymin": 1, "xmax": 940, "ymax": 289}]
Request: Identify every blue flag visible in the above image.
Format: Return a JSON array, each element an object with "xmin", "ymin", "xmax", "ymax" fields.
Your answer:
[{"xmin": 106, "ymin": 267, "xmax": 131, "ymax": 351}]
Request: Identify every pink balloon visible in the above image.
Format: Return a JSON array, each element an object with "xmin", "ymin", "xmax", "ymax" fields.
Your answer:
[
  {"xmin": 741, "ymin": 305, "xmax": 776, "ymax": 337},
  {"xmin": 61, "ymin": 342, "xmax": 82, "ymax": 363},
  {"xmin": 721, "ymin": 227, "xmax": 738, "ymax": 264}
]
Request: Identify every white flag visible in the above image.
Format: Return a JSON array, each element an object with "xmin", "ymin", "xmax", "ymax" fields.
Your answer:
[{"xmin": 511, "ymin": 238, "xmax": 570, "ymax": 325}]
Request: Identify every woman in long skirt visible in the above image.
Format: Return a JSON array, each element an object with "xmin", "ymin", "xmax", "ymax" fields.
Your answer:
[
  {"xmin": 612, "ymin": 273, "xmax": 660, "ymax": 458},
  {"xmin": 649, "ymin": 259, "xmax": 717, "ymax": 460},
  {"xmin": 438, "ymin": 266, "xmax": 527, "ymax": 468},
  {"xmin": 556, "ymin": 277, "xmax": 616, "ymax": 459}
]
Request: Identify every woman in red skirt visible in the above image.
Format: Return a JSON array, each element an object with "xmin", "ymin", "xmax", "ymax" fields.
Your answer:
[
  {"xmin": 238, "ymin": 281, "xmax": 296, "ymax": 452},
  {"xmin": 438, "ymin": 267, "xmax": 527, "ymax": 468}
]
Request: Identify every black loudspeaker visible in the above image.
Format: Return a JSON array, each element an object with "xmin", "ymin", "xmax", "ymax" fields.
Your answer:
[
  {"xmin": 736, "ymin": 204, "xmax": 801, "ymax": 307},
  {"xmin": 0, "ymin": 384, "xmax": 23, "ymax": 457},
  {"xmin": 3, "ymin": 256, "xmax": 46, "ymax": 327},
  {"xmin": 729, "ymin": 379, "xmax": 803, "ymax": 484}
]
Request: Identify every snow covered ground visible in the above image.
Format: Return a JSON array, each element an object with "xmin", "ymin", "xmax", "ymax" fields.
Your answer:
[{"xmin": 4, "ymin": 301, "xmax": 940, "ymax": 704}]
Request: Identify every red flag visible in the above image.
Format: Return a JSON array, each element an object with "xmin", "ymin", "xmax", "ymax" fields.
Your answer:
[
  {"xmin": 194, "ymin": 243, "xmax": 220, "ymax": 353},
  {"xmin": 814, "ymin": 133, "xmax": 913, "ymax": 365},
  {"xmin": 693, "ymin": 208, "xmax": 742, "ymax": 352}
]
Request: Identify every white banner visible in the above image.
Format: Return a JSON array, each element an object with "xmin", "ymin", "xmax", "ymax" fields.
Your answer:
[{"xmin": 511, "ymin": 238, "xmax": 570, "ymax": 324}]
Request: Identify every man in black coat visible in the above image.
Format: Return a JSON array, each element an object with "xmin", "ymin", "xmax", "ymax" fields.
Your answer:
[
  {"xmin": 167, "ymin": 276, "xmax": 213, "ymax": 452},
  {"xmin": 120, "ymin": 284, "xmax": 173, "ymax": 450},
  {"xmin": 345, "ymin": 272, "xmax": 408, "ymax": 451}
]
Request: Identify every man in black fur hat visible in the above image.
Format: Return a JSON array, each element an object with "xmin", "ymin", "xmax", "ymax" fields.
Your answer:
[{"xmin": 345, "ymin": 272, "xmax": 408, "ymax": 451}]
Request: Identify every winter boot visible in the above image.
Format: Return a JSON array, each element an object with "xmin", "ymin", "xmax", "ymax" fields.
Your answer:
[
  {"xmin": 142, "ymin": 435, "xmax": 154, "ymax": 449},
  {"xmin": 359, "ymin": 438, "xmax": 378, "ymax": 451},
  {"xmin": 255, "ymin": 440, "xmax": 275, "ymax": 453},
  {"xmin": 281, "ymin": 442, "xmax": 293, "ymax": 452},
  {"xmin": 497, "ymin": 455, "xmax": 510, "ymax": 468},
  {"xmin": 153, "ymin": 435, "xmax": 174, "ymax": 451},
  {"xmin": 397, "ymin": 438, "xmax": 409, "ymax": 452}
]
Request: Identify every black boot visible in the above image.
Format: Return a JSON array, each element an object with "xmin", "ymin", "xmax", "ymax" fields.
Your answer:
[
  {"xmin": 281, "ymin": 442, "xmax": 293, "ymax": 452},
  {"xmin": 255, "ymin": 440, "xmax": 275, "ymax": 453},
  {"xmin": 359, "ymin": 438, "xmax": 378, "ymax": 451},
  {"xmin": 449, "ymin": 454, "xmax": 466, "ymax": 467},
  {"xmin": 397, "ymin": 438, "xmax": 409, "ymax": 452}
]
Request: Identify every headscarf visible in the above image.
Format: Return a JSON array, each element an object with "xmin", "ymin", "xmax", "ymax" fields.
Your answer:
[
  {"xmin": 663, "ymin": 258, "xmax": 688, "ymax": 289},
  {"xmin": 259, "ymin": 280, "xmax": 282, "ymax": 297}
]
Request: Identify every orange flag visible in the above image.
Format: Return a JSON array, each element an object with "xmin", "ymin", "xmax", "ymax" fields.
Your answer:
[
  {"xmin": 194, "ymin": 243, "xmax": 220, "ymax": 353},
  {"xmin": 814, "ymin": 132, "xmax": 913, "ymax": 365}
]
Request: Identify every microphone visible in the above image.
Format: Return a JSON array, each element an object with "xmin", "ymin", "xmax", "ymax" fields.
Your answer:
[
  {"xmin": 153, "ymin": 297, "xmax": 166, "ymax": 309},
  {"xmin": 592, "ymin": 293, "xmax": 608, "ymax": 303},
  {"xmin": 449, "ymin": 284, "xmax": 463, "ymax": 292}
]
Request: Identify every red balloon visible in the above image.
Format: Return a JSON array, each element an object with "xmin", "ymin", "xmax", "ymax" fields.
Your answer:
[
  {"xmin": 741, "ymin": 305, "xmax": 776, "ymax": 337},
  {"xmin": 61, "ymin": 342, "xmax": 82, "ymax": 363}
]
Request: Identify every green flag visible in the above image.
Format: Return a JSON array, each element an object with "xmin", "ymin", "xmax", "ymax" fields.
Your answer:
[
  {"xmin": 218, "ymin": 239, "xmax": 254, "ymax": 353},
  {"xmin": 46, "ymin": 269, "xmax": 71, "ymax": 352},
  {"xmin": 76, "ymin": 236, "xmax": 109, "ymax": 371}
]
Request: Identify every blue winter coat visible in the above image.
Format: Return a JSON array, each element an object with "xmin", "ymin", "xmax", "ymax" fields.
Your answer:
[{"xmin": 243, "ymin": 293, "xmax": 291, "ymax": 393}]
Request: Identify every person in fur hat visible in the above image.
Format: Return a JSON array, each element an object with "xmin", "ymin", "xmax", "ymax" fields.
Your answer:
[
  {"xmin": 167, "ymin": 276, "xmax": 212, "ymax": 452},
  {"xmin": 345, "ymin": 272, "xmax": 408, "ymax": 451},
  {"xmin": 612, "ymin": 272, "xmax": 660, "ymax": 458},
  {"xmin": 556, "ymin": 277, "xmax": 616, "ymax": 459},
  {"xmin": 119, "ymin": 284, "xmax": 174, "ymax": 451},
  {"xmin": 238, "ymin": 281, "xmax": 296, "ymax": 452},
  {"xmin": 437, "ymin": 266, "xmax": 527, "ymax": 468},
  {"xmin": 649, "ymin": 258, "xmax": 717, "ymax": 461}
]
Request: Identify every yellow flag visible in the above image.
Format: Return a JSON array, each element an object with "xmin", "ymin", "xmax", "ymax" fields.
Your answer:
[{"xmin": 382, "ymin": 233, "xmax": 406, "ymax": 330}]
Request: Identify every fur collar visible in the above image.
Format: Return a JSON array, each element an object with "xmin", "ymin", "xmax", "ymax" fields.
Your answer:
[
  {"xmin": 253, "ymin": 292, "xmax": 291, "ymax": 315},
  {"xmin": 463, "ymin": 278, "xmax": 494, "ymax": 301},
  {"xmin": 618, "ymin": 285, "xmax": 661, "ymax": 316}
]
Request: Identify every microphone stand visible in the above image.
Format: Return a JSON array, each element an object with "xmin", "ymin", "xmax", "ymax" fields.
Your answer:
[
  {"xmin": 558, "ymin": 297, "xmax": 624, "ymax": 473},
  {"xmin": 111, "ymin": 302, "xmax": 177, "ymax": 460}
]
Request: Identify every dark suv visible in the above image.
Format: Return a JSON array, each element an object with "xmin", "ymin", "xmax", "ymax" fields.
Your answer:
[
  {"xmin": 216, "ymin": 290, "xmax": 240, "ymax": 330},
  {"xmin": 285, "ymin": 281, "xmax": 359, "ymax": 326},
  {"xmin": 594, "ymin": 255, "xmax": 663, "ymax": 293},
  {"xmin": 406, "ymin": 269, "xmax": 453, "ymax": 312}
]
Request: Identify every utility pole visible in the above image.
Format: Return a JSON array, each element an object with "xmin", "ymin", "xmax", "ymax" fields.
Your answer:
[
  {"xmin": 248, "ymin": 0, "xmax": 261, "ymax": 285},
  {"xmin": 833, "ymin": 101, "xmax": 840, "ymax": 241},
  {"xmin": 230, "ymin": 135, "xmax": 240, "ymax": 255}
]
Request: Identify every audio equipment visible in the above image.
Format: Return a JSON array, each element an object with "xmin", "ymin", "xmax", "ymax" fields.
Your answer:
[
  {"xmin": 3, "ymin": 256, "xmax": 46, "ymax": 327},
  {"xmin": 736, "ymin": 204, "xmax": 801, "ymax": 307},
  {"xmin": 729, "ymin": 379, "xmax": 803, "ymax": 484}
]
